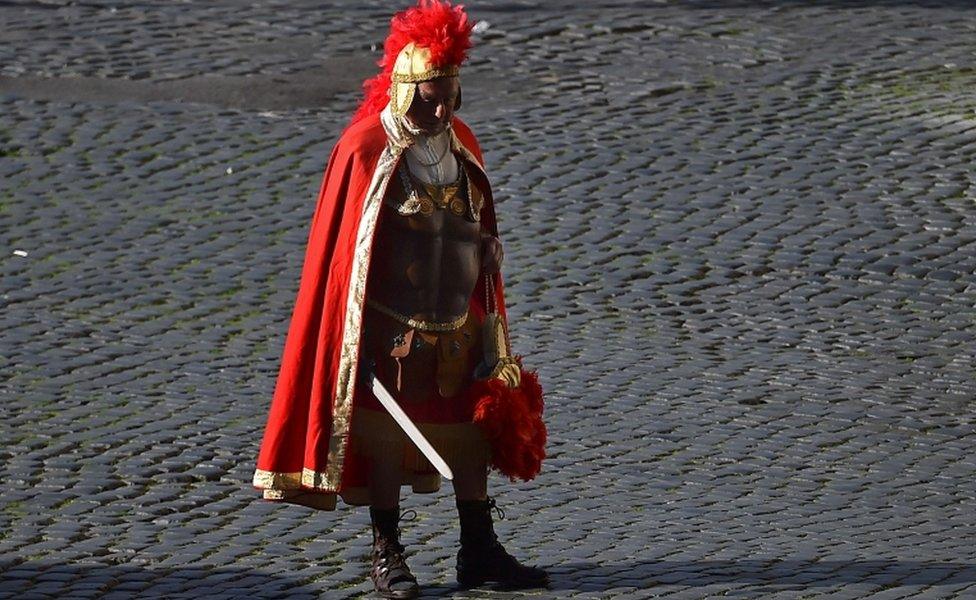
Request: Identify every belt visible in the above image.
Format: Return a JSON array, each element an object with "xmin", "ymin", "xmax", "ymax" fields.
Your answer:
[{"xmin": 366, "ymin": 298, "xmax": 468, "ymax": 332}]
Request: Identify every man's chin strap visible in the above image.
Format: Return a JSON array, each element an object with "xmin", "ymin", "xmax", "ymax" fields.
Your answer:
[{"xmin": 400, "ymin": 113, "xmax": 424, "ymax": 136}]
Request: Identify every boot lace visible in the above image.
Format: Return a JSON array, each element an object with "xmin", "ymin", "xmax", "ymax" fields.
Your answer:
[
  {"xmin": 486, "ymin": 496, "xmax": 505, "ymax": 521},
  {"xmin": 399, "ymin": 508, "xmax": 418, "ymax": 523}
]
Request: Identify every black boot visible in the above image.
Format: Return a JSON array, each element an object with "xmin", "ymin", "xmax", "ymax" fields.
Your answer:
[
  {"xmin": 369, "ymin": 507, "xmax": 419, "ymax": 599},
  {"xmin": 455, "ymin": 497, "xmax": 549, "ymax": 590}
]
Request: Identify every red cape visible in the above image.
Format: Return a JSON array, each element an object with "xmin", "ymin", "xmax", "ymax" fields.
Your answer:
[{"xmin": 252, "ymin": 107, "xmax": 511, "ymax": 510}]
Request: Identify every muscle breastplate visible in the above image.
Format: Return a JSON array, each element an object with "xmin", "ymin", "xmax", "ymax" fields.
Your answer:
[{"xmin": 388, "ymin": 159, "xmax": 483, "ymax": 222}]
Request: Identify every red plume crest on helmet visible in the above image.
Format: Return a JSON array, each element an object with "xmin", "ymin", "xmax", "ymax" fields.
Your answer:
[{"xmin": 351, "ymin": 0, "xmax": 473, "ymax": 125}]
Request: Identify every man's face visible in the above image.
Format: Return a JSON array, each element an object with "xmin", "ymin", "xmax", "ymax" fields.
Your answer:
[{"xmin": 405, "ymin": 76, "xmax": 460, "ymax": 136}]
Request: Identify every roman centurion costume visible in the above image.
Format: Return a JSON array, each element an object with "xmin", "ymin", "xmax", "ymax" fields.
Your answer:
[{"xmin": 251, "ymin": 1, "xmax": 548, "ymax": 595}]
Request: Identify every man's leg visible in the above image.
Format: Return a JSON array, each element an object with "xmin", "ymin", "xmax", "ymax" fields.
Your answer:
[
  {"xmin": 451, "ymin": 452, "xmax": 549, "ymax": 590},
  {"xmin": 368, "ymin": 456, "xmax": 419, "ymax": 599},
  {"xmin": 450, "ymin": 446, "xmax": 488, "ymax": 501},
  {"xmin": 370, "ymin": 454, "xmax": 403, "ymax": 509}
]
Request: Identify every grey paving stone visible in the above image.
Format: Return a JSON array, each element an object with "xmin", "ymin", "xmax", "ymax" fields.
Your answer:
[{"xmin": 2, "ymin": 2, "xmax": 976, "ymax": 599}]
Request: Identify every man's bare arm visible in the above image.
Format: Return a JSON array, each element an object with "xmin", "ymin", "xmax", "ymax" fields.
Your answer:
[{"xmin": 481, "ymin": 232, "xmax": 503, "ymax": 274}]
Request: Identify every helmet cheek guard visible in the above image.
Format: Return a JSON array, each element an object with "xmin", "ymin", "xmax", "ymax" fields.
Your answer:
[{"xmin": 389, "ymin": 43, "xmax": 460, "ymax": 118}]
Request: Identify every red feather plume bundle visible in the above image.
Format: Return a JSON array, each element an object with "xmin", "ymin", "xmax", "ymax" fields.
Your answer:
[
  {"xmin": 351, "ymin": 0, "xmax": 473, "ymax": 125},
  {"xmin": 462, "ymin": 357, "xmax": 547, "ymax": 482}
]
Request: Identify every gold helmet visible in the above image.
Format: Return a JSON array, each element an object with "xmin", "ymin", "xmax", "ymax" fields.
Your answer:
[
  {"xmin": 350, "ymin": 1, "xmax": 472, "ymax": 125},
  {"xmin": 389, "ymin": 42, "xmax": 460, "ymax": 117}
]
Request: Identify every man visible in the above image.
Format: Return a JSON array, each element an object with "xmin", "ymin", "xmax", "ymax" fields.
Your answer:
[{"xmin": 251, "ymin": 1, "xmax": 548, "ymax": 597}]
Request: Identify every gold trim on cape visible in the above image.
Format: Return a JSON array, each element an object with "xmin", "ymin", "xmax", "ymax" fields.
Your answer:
[
  {"xmin": 253, "ymin": 468, "xmax": 302, "ymax": 489},
  {"xmin": 321, "ymin": 106, "xmax": 407, "ymax": 492},
  {"xmin": 450, "ymin": 130, "xmax": 487, "ymax": 179}
]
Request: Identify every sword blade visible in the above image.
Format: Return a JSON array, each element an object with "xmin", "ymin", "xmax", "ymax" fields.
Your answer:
[{"xmin": 367, "ymin": 372, "xmax": 454, "ymax": 481}]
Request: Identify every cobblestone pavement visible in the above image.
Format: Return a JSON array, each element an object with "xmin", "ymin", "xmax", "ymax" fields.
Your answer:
[{"xmin": 2, "ymin": 1, "xmax": 975, "ymax": 598}]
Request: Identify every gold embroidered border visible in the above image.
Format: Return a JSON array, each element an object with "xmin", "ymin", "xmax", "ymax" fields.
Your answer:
[
  {"xmin": 391, "ymin": 65, "xmax": 459, "ymax": 83},
  {"xmin": 389, "ymin": 82, "xmax": 415, "ymax": 119},
  {"xmin": 450, "ymin": 130, "xmax": 487, "ymax": 177},
  {"xmin": 253, "ymin": 467, "xmax": 334, "ymax": 490},
  {"xmin": 449, "ymin": 128, "xmax": 493, "ymax": 233},
  {"xmin": 322, "ymin": 109, "xmax": 406, "ymax": 491},
  {"xmin": 253, "ymin": 468, "xmax": 301, "ymax": 489}
]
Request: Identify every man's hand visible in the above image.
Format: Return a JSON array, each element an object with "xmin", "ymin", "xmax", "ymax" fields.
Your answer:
[{"xmin": 481, "ymin": 234, "xmax": 504, "ymax": 274}]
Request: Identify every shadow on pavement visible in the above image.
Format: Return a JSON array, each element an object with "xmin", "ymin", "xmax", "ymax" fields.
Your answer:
[
  {"xmin": 542, "ymin": 559, "xmax": 976, "ymax": 591},
  {"xmin": 275, "ymin": 559, "xmax": 976, "ymax": 597},
  {"xmin": 0, "ymin": 560, "xmax": 324, "ymax": 599}
]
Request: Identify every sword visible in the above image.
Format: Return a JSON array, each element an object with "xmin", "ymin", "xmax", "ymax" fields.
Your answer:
[{"xmin": 365, "ymin": 370, "xmax": 454, "ymax": 481}]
